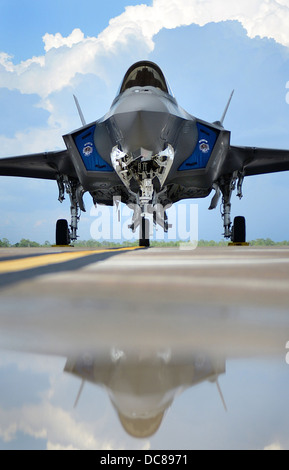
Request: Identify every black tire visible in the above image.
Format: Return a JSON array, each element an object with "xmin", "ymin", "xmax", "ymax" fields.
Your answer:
[
  {"xmin": 231, "ymin": 216, "xmax": 246, "ymax": 243},
  {"xmin": 56, "ymin": 219, "xmax": 70, "ymax": 245},
  {"xmin": 139, "ymin": 217, "xmax": 150, "ymax": 247}
]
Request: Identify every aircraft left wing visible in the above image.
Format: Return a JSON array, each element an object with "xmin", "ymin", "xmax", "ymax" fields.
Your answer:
[
  {"xmin": 228, "ymin": 145, "xmax": 289, "ymax": 176},
  {"xmin": 0, "ymin": 150, "xmax": 77, "ymax": 180}
]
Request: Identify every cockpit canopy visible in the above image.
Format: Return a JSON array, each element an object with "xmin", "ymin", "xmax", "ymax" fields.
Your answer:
[{"xmin": 118, "ymin": 61, "xmax": 173, "ymax": 96}]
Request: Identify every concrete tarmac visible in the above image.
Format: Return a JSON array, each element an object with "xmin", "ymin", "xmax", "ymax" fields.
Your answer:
[
  {"xmin": 0, "ymin": 247, "xmax": 289, "ymax": 355},
  {"xmin": 1, "ymin": 245, "xmax": 288, "ymax": 450},
  {"xmin": 0, "ymin": 245, "xmax": 288, "ymax": 358}
]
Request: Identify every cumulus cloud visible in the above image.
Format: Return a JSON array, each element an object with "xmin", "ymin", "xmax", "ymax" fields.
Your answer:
[
  {"xmin": 0, "ymin": 400, "xmax": 126, "ymax": 450},
  {"xmin": 0, "ymin": 0, "xmax": 289, "ymax": 100},
  {"xmin": 99, "ymin": 0, "xmax": 289, "ymax": 48},
  {"xmin": 43, "ymin": 28, "xmax": 85, "ymax": 52},
  {"xmin": 0, "ymin": 122, "xmax": 65, "ymax": 156},
  {"xmin": 0, "ymin": 400, "xmax": 153, "ymax": 450}
]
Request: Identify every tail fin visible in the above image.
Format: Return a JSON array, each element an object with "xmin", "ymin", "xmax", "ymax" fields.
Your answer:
[
  {"xmin": 73, "ymin": 95, "xmax": 86, "ymax": 127},
  {"xmin": 74, "ymin": 379, "xmax": 85, "ymax": 408},
  {"xmin": 216, "ymin": 379, "xmax": 227, "ymax": 412},
  {"xmin": 219, "ymin": 90, "xmax": 234, "ymax": 127}
]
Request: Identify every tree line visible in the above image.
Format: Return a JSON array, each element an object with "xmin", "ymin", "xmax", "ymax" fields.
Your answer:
[{"xmin": 0, "ymin": 238, "xmax": 289, "ymax": 248}]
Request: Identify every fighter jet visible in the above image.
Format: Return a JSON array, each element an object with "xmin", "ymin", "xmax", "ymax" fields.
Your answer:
[{"xmin": 1, "ymin": 60, "xmax": 289, "ymax": 246}]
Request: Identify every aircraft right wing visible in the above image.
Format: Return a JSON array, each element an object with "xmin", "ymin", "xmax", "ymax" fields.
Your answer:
[{"xmin": 0, "ymin": 150, "xmax": 77, "ymax": 180}]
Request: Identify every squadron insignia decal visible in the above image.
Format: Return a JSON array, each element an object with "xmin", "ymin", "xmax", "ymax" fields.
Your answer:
[
  {"xmin": 199, "ymin": 139, "xmax": 210, "ymax": 154},
  {"xmin": 83, "ymin": 143, "xmax": 93, "ymax": 157}
]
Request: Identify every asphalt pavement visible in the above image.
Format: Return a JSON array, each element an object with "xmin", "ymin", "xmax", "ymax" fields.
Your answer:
[{"xmin": 0, "ymin": 245, "xmax": 288, "ymax": 359}]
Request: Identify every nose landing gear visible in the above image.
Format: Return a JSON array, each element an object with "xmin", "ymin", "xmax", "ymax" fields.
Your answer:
[{"xmin": 139, "ymin": 216, "xmax": 150, "ymax": 248}]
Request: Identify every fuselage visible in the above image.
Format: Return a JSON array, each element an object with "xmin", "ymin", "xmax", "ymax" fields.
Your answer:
[{"xmin": 64, "ymin": 61, "xmax": 231, "ymax": 207}]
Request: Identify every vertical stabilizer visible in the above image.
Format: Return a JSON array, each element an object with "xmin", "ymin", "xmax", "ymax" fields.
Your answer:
[
  {"xmin": 220, "ymin": 90, "xmax": 234, "ymax": 127},
  {"xmin": 216, "ymin": 379, "xmax": 227, "ymax": 412},
  {"xmin": 73, "ymin": 95, "xmax": 87, "ymax": 127},
  {"xmin": 74, "ymin": 379, "xmax": 85, "ymax": 408}
]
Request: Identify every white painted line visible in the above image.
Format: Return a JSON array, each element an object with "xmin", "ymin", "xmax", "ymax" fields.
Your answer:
[
  {"xmin": 84, "ymin": 256, "xmax": 289, "ymax": 270},
  {"xmin": 40, "ymin": 271, "xmax": 289, "ymax": 293}
]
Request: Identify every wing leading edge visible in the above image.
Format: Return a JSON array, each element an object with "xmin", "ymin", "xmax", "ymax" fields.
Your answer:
[
  {"xmin": 2, "ymin": 145, "xmax": 289, "ymax": 181},
  {"xmin": 0, "ymin": 150, "xmax": 77, "ymax": 180},
  {"xmin": 228, "ymin": 145, "xmax": 289, "ymax": 176}
]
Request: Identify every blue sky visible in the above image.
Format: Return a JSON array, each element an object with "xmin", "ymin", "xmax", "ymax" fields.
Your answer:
[
  {"xmin": 0, "ymin": 0, "xmax": 150, "ymax": 61},
  {"xmin": 1, "ymin": 0, "xmax": 289, "ymax": 243}
]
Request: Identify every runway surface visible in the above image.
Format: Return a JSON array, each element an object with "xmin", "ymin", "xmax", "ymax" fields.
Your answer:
[
  {"xmin": 0, "ymin": 245, "xmax": 289, "ymax": 450},
  {"xmin": 0, "ymin": 245, "xmax": 288, "ymax": 357}
]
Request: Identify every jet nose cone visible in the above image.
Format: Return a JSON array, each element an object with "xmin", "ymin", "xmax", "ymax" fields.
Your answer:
[
  {"xmin": 110, "ymin": 89, "xmax": 174, "ymax": 153},
  {"xmin": 112, "ymin": 98, "xmax": 171, "ymax": 155},
  {"xmin": 119, "ymin": 109, "xmax": 168, "ymax": 155}
]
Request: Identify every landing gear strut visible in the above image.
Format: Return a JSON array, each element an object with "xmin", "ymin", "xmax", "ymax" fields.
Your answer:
[
  {"xmin": 56, "ymin": 175, "xmax": 85, "ymax": 245},
  {"xmin": 218, "ymin": 172, "xmax": 247, "ymax": 243},
  {"xmin": 128, "ymin": 203, "xmax": 171, "ymax": 248},
  {"xmin": 219, "ymin": 175, "xmax": 234, "ymax": 239},
  {"xmin": 128, "ymin": 208, "xmax": 151, "ymax": 248}
]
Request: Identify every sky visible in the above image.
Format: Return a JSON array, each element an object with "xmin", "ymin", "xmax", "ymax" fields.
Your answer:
[{"xmin": 1, "ymin": 0, "xmax": 289, "ymax": 243}]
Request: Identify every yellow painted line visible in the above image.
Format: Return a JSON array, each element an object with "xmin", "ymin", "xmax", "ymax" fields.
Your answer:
[{"xmin": 0, "ymin": 246, "xmax": 141, "ymax": 274}]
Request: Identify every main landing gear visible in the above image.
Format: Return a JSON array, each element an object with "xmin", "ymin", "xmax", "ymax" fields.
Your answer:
[
  {"xmin": 210, "ymin": 171, "xmax": 248, "ymax": 244},
  {"xmin": 55, "ymin": 175, "xmax": 85, "ymax": 246}
]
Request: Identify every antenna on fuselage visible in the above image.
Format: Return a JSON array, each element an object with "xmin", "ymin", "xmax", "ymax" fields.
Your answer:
[{"xmin": 73, "ymin": 95, "xmax": 87, "ymax": 127}]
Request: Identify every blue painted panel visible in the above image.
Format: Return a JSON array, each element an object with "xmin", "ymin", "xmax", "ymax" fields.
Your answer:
[
  {"xmin": 178, "ymin": 122, "xmax": 219, "ymax": 171},
  {"xmin": 74, "ymin": 125, "xmax": 113, "ymax": 172}
]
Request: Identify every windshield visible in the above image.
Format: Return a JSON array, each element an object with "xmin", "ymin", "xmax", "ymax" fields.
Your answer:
[{"xmin": 119, "ymin": 61, "xmax": 173, "ymax": 96}]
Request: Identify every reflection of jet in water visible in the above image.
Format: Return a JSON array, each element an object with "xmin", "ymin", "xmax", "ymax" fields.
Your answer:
[{"xmin": 64, "ymin": 348, "xmax": 226, "ymax": 438}]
